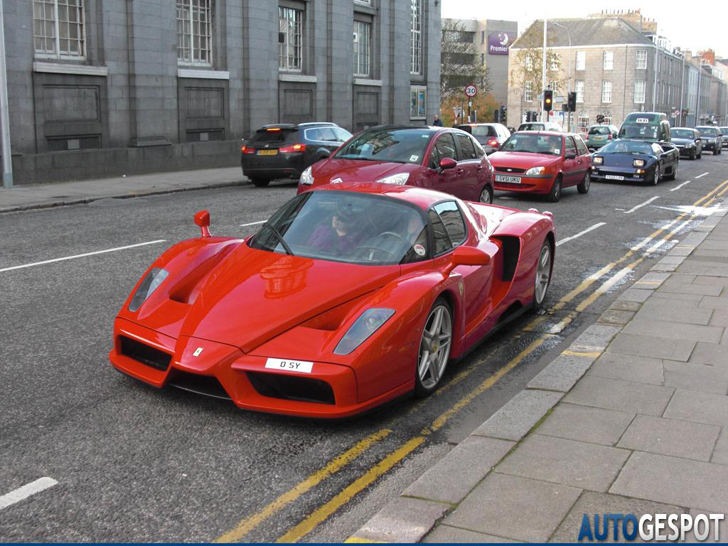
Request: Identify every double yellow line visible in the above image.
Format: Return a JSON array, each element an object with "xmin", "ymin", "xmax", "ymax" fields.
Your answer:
[{"xmin": 216, "ymin": 178, "xmax": 728, "ymax": 544}]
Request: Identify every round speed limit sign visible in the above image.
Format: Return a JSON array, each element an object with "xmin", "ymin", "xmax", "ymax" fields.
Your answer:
[{"xmin": 464, "ymin": 85, "xmax": 478, "ymax": 98}]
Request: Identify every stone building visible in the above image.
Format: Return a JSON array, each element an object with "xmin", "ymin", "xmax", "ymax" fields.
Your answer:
[{"xmin": 2, "ymin": 0, "xmax": 441, "ymax": 184}]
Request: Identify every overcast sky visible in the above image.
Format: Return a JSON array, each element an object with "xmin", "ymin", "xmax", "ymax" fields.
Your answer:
[{"xmin": 441, "ymin": 0, "xmax": 726, "ymax": 57}]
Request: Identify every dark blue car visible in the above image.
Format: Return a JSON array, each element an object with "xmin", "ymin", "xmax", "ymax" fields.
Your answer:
[{"xmin": 590, "ymin": 139, "xmax": 680, "ymax": 186}]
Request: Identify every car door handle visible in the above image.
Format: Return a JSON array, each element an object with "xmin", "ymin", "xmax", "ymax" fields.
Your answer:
[{"xmin": 457, "ymin": 168, "xmax": 465, "ymax": 173}]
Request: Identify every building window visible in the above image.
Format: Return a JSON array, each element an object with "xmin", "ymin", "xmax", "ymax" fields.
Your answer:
[
  {"xmin": 353, "ymin": 21, "xmax": 371, "ymax": 77},
  {"xmin": 33, "ymin": 0, "xmax": 86, "ymax": 58},
  {"xmin": 279, "ymin": 6, "xmax": 303, "ymax": 71},
  {"xmin": 603, "ymin": 50, "xmax": 613, "ymax": 70},
  {"xmin": 525, "ymin": 54, "xmax": 533, "ymax": 72},
  {"xmin": 481, "ymin": 53, "xmax": 485, "ymax": 65},
  {"xmin": 548, "ymin": 81, "xmax": 559, "ymax": 94},
  {"xmin": 602, "ymin": 80, "xmax": 612, "ymax": 103},
  {"xmin": 575, "ymin": 80, "xmax": 584, "ymax": 103},
  {"xmin": 601, "ymin": 112, "xmax": 612, "ymax": 125},
  {"xmin": 410, "ymin": 85, "xmax": 426, "ymax": 120},
  {"xmin": 177, "ymin": 0, "xmax": 212, "ymax": 65},
  {"xmin": 636, "ymin": 50, "xmax": 647, "ymax": 69},
  {"xmin": 578, "ymin": 111, "xmax": 589, "ymax": 132},
  {"xmin": 409, "ymin": 0, "xmax": 422, "ymax": 75},
  {"xmin": 634, "ymin": 80, "xmax": 646, "ymax": 104},
  {"xmin": 550, "ymin": 55, "xmax": 559, "ymax": 71},
  {"xmin": 524, "ymin": 81, "xmax": 533, "ymax": 102},
  {"xmin": 576, "ymin": 51, "xmax": 585, "ymax": 71}
]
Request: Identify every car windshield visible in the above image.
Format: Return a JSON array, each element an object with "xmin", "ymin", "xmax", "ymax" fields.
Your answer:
[
  {"xmin": 501, "ymin": 134, "xmax": 562, "ymax": 155},
  {"xmin": 599, "ymin": 141, "xmax": 653, "ymax": 155},
  {"xmin": 698, "ymin": 127, "xmax": 718, "ymax": 136},
  {"xmin": 334, "ymin": 128, "xmax": 433, "ymax": 164},
  {"xmin": 671, "ymin": 129, "xmax": 695, "ymax": 139},
  {"xmin": 248, "ymin": 191, "xmax": 429, "ymax": 266},
  {"xmin": 518, "ymin": 123, "xmax": 543, "ymax": 131},
  {"xmin": 620, "ymin": 124, "xmax": 659, "ymax": 140},
  {"xmin": 589, "ymin": 126, "xmax": 610, "ymax": 135}
]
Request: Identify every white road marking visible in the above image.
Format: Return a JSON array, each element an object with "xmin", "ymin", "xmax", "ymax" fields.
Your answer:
[
  {"xmin": 556, "ymin": 222, "xmax": 607, "ymax": 247},
  {"xmin": 240, "ymin": 220, "xmax": 266, "ymax": 227},
  {"xmin": 0, "ymin": 478, "xmax": 57, "ymax": 510},
  {"xmin": 670, "ymin": 180, "xmax": 691, "ymax": 192},
  {"xmin": 0, "ymin": 240, "xmax": 167, "ymax": 274},
  {"xmin": 696, "ymin": 172, "xmax": 709, "ymax": 179},
  {"xmin": 623, "ymin": 196, "xmax": 659, "ymax": 214}
]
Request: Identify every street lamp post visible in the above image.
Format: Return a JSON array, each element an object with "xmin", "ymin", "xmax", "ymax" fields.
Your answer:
[
  {"xmin": 550, "ymin": 21, "xmax": 572, "ymax": 132},
  {"xmin": 541, "ymin": 19, "xmax": 547, "ymax": 121},
  {"xmin": 0, "ymin": 0, "xmax": 13, "ymax": 188}
]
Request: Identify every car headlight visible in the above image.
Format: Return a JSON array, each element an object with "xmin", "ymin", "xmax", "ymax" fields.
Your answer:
[
  {"xmin": 375, "ymin": 173, "xmax": 410, "ymax": 185},
  {"xmin": 334, "ymin": 308, "xmax": 395, "ymax": 355},
  {"xmin": 633, "ymin": 159, "xmax": 645, "ymax": 167},
  {"xmin": 128, "ymin": 268, "xmax": 168, "ymax": 312},
  {"xmin": 299, "ymin": 166, "xmax": 314, "ymax": 185},
  {"xmin": 593, "ymin": 156, "xmax": 604, "ymax": 165},
  {"xmin": 525, "ymin": 166, "xmax": 545, "ymax": 176}
]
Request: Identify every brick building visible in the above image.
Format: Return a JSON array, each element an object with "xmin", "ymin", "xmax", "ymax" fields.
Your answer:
[{"xmin": 2, "ymin": 0, "xmax": 441, "ymax": 184}]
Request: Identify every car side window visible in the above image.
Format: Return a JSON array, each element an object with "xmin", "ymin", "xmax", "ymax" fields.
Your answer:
[
  {"xmin": 565, "ymin": 136, "xmax": 577, "ymax": 155},
  {"xmin": 456, "ymin": 134, "xmax": 478, "ymax": 160},
  {"xmin": 428, "ymin": 210, "xmax": 452, "ymax": 255},
  {"xmin": 429, "ymin": 133, "xmax": 458, "ymax": 168},
  {"xmin": 575, "ymin": 136, "xmax": 589, "ymax": 156},
  {"xmin": 472, "ymin": 138, "xmax": 486, "ymax": 158},
  {"xmin": 432, "ymin": 201, "xmax": 467, "ymax": 252}
]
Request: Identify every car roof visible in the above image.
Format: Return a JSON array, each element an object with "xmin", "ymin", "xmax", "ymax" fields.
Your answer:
[
  {"xmin": 514, "ymin": 130, "xmax": 565, "ymax": 137},
  {"xmin": 310, "ymin": 181, "xmax": 458, "ymax": 211},
  {"xmin": 259, "ymin": 122, "xmax": 340, "ymax": 130}
]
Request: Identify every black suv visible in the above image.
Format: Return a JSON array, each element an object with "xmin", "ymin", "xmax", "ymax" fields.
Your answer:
[{"xmin": 241, "ymin": 122, "xmax": 352, "ymax": 187}]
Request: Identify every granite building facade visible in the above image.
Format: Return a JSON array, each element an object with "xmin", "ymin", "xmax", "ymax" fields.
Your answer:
[{"xmin": 2, "ymin": 0, "xmax": 441, "ymax": 184}]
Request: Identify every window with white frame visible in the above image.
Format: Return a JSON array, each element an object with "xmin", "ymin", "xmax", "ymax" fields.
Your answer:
[
  {"xmin": 550, "ymin": 54, "xmax": 559, "ymax": 71},
  {"xmin": 575, "ymin": 80, "xmax": 584, "ymax": 103},
  {"xmin": 634, "ymin": 80, "xmax": 646, "ymax": 103},
  {"xmin": 548, "ymin": 81, "xmax": 559, "ymax": 94},
  {"xmin": 33, "ymin": 0, "xmax": 85, "ymax": 58},
  {"xmin": 409, "ymin": 0, "xmax": 422, "ymax": 74},
  {"xmin": 524, "ymin": 81, "xmax": 533, "ymax": 102},
  {"xmin": 353, "ymin": 21, "xmax": 371, "ymax": 77},
  {"xmin": 576, "ymin": 51, "xmax": 585, "ymax": 71},
  {"xmin": 603, "ymin": 50, "xmax": 613, "ymax": 70},
  {"xmin": 602, "ymin": 80, "xmax": 612, "ymax": 103},
  {"xmin": 636, "ymin": 50, "xmax": 647, "ymax": 69},
  {"xmin": 525, "ymin": 54, "xmax": 533, "ymax": 72},
  {"xmin": 578, "ymin": 111, "xmax": 589, "ymax": 132},
  {"xmin": 177, "ymin": 0, "xmax": 213, "ymax": 65},
  {"xmin": 410, "ymin": 86, "xmax": 426, "ymax": 119},
  {"xmin": 279, "ymin": 6, "xmax": 303, "ymax": 71},
  {"xmin": 601, "ymin": 112, "xmax": 612, "ymax": 125}
]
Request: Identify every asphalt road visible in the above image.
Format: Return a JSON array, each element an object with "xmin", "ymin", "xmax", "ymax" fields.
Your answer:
[{"xmin": 1, "ymin": 153, "xmax": 727, "ymax": 542}]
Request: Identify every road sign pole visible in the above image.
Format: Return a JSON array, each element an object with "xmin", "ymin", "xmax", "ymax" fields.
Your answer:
[{"xmin": 0, "ymin": 0, "xmax": 13, "ymax": 188}]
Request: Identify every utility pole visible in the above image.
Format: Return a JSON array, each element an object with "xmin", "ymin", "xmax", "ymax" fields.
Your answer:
[
  {"xmin": 541, "ymin": 19, "xmax": 547, "ymax": 121},
  {"xmin": 0, "ymin": 0, "xmax": 13, "ymax": 188}
]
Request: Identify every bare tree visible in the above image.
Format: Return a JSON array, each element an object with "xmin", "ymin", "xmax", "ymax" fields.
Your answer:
[{"xmin": 441, "ymin": 20, "xmax": 491, "ymax": 101}]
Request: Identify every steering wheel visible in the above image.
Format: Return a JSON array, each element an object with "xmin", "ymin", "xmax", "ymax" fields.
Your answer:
[
  {"xmin": 353, "ymin": 245, "xmax": 397, "ymax": 262},
  {"xmin": 377, "ymin": 231, "xmax": 408, "ymax": 245}
]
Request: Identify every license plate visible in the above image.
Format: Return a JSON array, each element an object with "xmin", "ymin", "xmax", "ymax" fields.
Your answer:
[
  {"xmin": 605, "ymin": 175, "xmax": 624, "ymax": 180},
  {"xmin": 258, "ymin": 150, "xmax": 278, "ymax": 156},
  {"xmin": 495, "ymin": 175, "xmax": 522, "ymax": 184},
  {"xmin": 265, "ymin": 357, "xmax": 313, "ymax": 374}
]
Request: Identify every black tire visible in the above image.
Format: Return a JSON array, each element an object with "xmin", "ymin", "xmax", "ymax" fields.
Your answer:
[
  {"xmin": 414, "ymin": 297, "xmax": 453, "ymax": 397},
  {"xmin": 251, "ymin": 178, "xmax": 270, "ymax": 188},
  {"xmin": 547, "ymin": 176, "xmax": 562, "ymax": 202},
  {"xmin": 577, "ymin": 172, "xmax": 590, "ymax": 194},
  {"xmin": 649, "ymin": 165, "xmax": 660, "ymax": 186},
  {"xmin": 532, "ymin": 239, "xmax": 553, "ymax": 311},
  {"xmin": 478, "ymin": 184, "xmax": 494, "ymax": 204},
  {"xmin": 665, "ymin": 161, "xmax": 677, "ymax": 181}
]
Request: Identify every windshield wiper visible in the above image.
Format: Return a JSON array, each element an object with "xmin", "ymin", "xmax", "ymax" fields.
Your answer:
[{"xmin": 261, "ymin": 222, "xmax": 294, "ymax": 256}]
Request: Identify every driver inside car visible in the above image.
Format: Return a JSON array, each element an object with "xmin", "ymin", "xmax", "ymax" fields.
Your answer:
[{"xmin": 307, "ymin": 206, "xmax": 363, "ymax": 256}]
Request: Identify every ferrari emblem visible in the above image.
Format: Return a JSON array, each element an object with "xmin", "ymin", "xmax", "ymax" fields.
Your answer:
[{"xmin": 193, "ymin": 347, "xmax": 204, "ymax": 357}]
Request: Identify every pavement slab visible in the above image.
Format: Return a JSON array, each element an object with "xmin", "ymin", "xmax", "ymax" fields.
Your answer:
[
  {"xmin": 611, "ymin": 452, "xmax": 728, "ymax": 513},
  {"xmin": 616, "ymin": 414, "xmax": 720, "ymax": 461},
  {"xmin": 423, "ymin": 525, "xmax": 522, "ymax": 543},
  {"xmin": 710, "ymin": 430, "xmax": 728, "ymax": 466},
  {"xmin": 526, "ymin": 353, "xmax": 596, "ymax": 393},
  {"xmin": 701, "ymin": 296, "xmax": 728, "ymax": 310},
  {"xmin": 617, "ymin": 289, "xmax": 653, "ymax": 303},
  {"xmin": 535, "ymin": 403, "xmax": 634, "ymax": 447},
  {"xmin": 657, "ymin": 281, "xmax": 723, "ymax": 297},
  {"xmin": 443, "ymin": 473, "xmax": 581, "ymax": 543},
  {"xmin": 689, "ymin": 342, "xmax": 728, "ymax": 366},
  {"xmin": 588, "ymin": 352, "xmax": 664, "ymax": 386},
  {"xmin": 622, "ymin": 318, "xmax": 724, "ymax": 344},
  {"xmin": 564, "ymin": 375, "xmax": 674, "ymax": 416},
  {"xmin": 496, "ymin": 434, "xmax": 630, "ymax": 492},
  {"xmin": 352, "ymin": 497, "xmax": 450, "ymax": 543},
  {"xmin": 471, "ymin": 390, "xmax": 563, "ymax": 442},
  {"xmin": 663, "ymin": 360, "xmax": 728, "ymax": 394},
  {"xmin": 664, "ymin": 389, "xmax": 728, "ymax": 427},
  {"xmin": 634, "ymin": 303, "xmax": 714, "ymax": 325},
  {"xmin": 607, "ymin": 332, "xmax": 695, "ymax": 361}
]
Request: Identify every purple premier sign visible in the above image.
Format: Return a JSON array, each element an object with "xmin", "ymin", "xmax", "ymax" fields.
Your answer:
[{"xmin": 488, "ymin": 32, "xmax": 512, "ymax": 55}]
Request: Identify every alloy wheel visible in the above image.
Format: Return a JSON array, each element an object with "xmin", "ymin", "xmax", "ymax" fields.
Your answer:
[
  {"xmin": 534, "ymin": 243, "xmax": 552, "ymax": 307},
  {"xmin": 417, "ymin": 304, "xmax": 452, "ymax": 391},
  {"xmin": 479, "ymin": 185, "xmax": 494, "ymax": 204}
]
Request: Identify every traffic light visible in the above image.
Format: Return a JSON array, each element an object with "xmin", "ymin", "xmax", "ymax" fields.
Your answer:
[
  {"xmin": 596, "ymin": 114, "xmax": 605, "ymax": 124},
  {"xmin": 543, "ymin": 89, "xmax": 553, "ymax": 112},
  {"xmin": 500, "ymin": 105, "xmax": 507, "ymax": 122},
  {"xmin": 567, "ymin": 92, "xmax": 577, "ymax": 112}
]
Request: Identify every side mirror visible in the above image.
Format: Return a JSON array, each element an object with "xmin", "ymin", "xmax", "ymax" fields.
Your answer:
[
  {"xmin": 565, "ymin": 152, "xmax": 577, "ymax": 160},
  {"xmin": 439, "ymin": 157, "xmax": 457, "ymax": 170},
  {"xmin": 444, "ymin": 246, "xmax": 490, "ymax": 276},
  {"xmin": 194, "ymin": 210, "xmax": 211, "ymax": 238}
]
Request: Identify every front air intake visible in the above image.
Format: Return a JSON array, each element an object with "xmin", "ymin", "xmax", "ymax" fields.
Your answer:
[
  {"xmin": 247, "ymin": 372, "xmax": 335, "ymax": 405},
  {"xmin": 119, "ymin": 336, "xmax": 172, "ymax": 371}
]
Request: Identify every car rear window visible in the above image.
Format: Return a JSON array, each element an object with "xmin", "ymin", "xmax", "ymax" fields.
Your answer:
[
  {"xmin": 469, "ymin": 126, "xmax": 497, "ymax": 137},
  {"xmin": 589, "ymin": 126, "xmax": 610, "ymax": 135},
  {"xmin": 518, "ymin": 123, "xmax": 543, "ymax": 131},
  {"xmin": 250, "ymin": 128, "xmax": 298, "ymax": 144},
  {"xmin": 671, "ymin": 129, "xmax": 695, "ymax": 139}
]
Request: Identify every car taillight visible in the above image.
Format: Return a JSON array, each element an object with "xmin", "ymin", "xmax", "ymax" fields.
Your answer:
[
  {"xmin": 241, "ymin": 145, "xmax": 256, "ymax": 154},
  {"xmin": 280, "ymin": 143, "xmax": 306, "ymax": 153},
  {"xmin": 608, "ymin": 134, "xmax": 613, "ymax": 140},
  {"xmin": 487, "ymin": 138, "xmax": 499, "ymax": 147}
]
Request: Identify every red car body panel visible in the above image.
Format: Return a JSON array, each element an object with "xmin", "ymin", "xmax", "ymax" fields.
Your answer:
[
  {"xmin": 489, "ymin": 131, "xmax": 591, "ymax": 194},
  {"xmin": 110, "ymin": 183, "xmax": 555, "ymax": 418}
]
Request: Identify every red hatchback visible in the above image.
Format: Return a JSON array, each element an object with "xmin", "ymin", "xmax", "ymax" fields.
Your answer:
[
  {"xmin": 488, "ymin": 131, "xmax": 592, "ymax": 202},
  {"xmin": 297, "ymin": 125, "xmax": 495, "ymax": 204}
]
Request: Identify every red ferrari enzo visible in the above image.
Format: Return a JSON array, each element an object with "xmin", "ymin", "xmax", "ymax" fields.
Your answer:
[{"xmin": 110, "ymin": 183, "xmax": 555, "ymax": 418}]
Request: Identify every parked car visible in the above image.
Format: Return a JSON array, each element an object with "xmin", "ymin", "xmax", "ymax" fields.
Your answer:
[
  {"xmin": 456, "ymin": 123, "xmax": 511, "ymax": 154},
  {"xmin": 488, "ymin": 131, "xmax": 592, "ymax": 202},
  {"xmin": 586, "ymin": 125, "xmax": 619, "ymax": 151},
  {"xmin": 590, "ymin": 139, "xmax": 679, "ymax": 185},
  {"xmin": 516, "ymin": 122, "xmax": 563, "ymax": 132},
  {"xmin": 618, "ymin": 112, "xmax": 671, "ymax": 143},
  {"xmin": 241, "ymin": 122, "xmax": 353, "ymax": 187},
  {"xmin": 696, "ymin": 126, "xmax": 723, "ymax": 155},
  {"xmin": 297, "ymin": 125, "xmax": 495, "ymax": 204},
  {"xmin": 670, "ymin": 128, "xmax": 703, "ymax": 160},
  {"xmin": 109, "ymin": 183, "xmax": 556, "ymax": 417}
]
